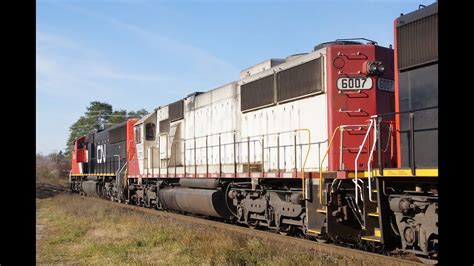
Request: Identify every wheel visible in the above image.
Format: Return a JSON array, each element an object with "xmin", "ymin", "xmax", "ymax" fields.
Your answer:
[
  {"xmin": 248, "ymin": 220, "xmax": 259, "ymax": 229},
  {"xmin": 418, "ymin": 257, "xmax": 438, "ymax": 265},
  {"xmin": 315, "ymin": 236, "xmax": 329, "ymax": 243},
  {"xmin": 278, "ymin": 226, "xmax": 295, "ymax": 236}
]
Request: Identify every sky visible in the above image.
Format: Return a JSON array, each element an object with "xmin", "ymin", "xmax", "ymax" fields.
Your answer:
[{"xmin": 36, "ymin": 0, "xmax": 435, "ymax": 155}]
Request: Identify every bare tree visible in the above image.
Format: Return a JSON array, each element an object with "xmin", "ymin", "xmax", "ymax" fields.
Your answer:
[{"xmin": 36, "ymin": 151, "xmax": 70, "ymax": 185}]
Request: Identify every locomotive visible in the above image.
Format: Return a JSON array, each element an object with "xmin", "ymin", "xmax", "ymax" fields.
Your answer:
[{"xmin": 70, "ymin": 2, "xmax": 438, "ymax": 262}]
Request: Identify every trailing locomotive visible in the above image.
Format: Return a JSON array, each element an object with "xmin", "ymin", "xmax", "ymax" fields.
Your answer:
[
  {"xmin": 70, "ymin": 120, "xmax": 137, "ymax": 201},
  {"xmin": 70, "ymin": 2, "xmax": 438, "ymax": 262}
]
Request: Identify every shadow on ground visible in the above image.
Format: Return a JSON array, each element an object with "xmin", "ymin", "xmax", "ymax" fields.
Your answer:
[{"xmin": 36, "ymin": 183, "xmax": 68, "ymax": 199}]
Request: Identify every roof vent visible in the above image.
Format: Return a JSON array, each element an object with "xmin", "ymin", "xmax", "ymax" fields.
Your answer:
[
  {"xmin": 313, "ymin": 38, "xmax": 377, "ymax": 51},
  {"xmin": 285, "ymin": 53, "xmax": 308, "ymax": 62},
  {"xmin": 313, "ymin": 41, "xmax": 362, "ymax": 51},
  {"xmin": 240, "ymin": 58, "xmax": 285, "ymax": 79}
]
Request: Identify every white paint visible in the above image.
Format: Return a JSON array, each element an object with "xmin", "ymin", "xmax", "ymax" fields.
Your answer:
[
  {"xmin": 182, "ymin": 82, "xmax": 240, "ymax": 172},
  {"xmin": 135, "ymin": 111, "xmax": 158, "ymax": 175},
  {"xmin": 97, "ymin": 144, "xmax": 106, "ymax": 163},
  {"xmin": 241, "ymin": 95, "xmax": 328, "ymax": 172},
  {"xmin": 337, "ymin": 77, "xmax": 373, "ymax": 90},
  {"xmin": 377, "ymin": 78, "xmax": 394, "ymax": 92},
  {"xmin": 79, "ymin": 162, "xmax": 83, "ymax": 174},
  {"xmin": 136, "ymin": 142, "xmax": 144, "ymax": 174},
  {"xmin": 135, "ymin": 47, "xmax": 331, "ymax": 175}
]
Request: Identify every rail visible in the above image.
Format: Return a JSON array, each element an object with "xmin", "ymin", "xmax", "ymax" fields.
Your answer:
[
  {"xmin": 140, "ymin": 129, "xmax": 325, "ymax": 195},
  {"xmin": 366, "ymin": 118, "xmax": 378, "ymax": 203},
  {"xmin": 371, "ymin": 106, "xmax": 438, "ymax": 176},
  {"xmin": 87, "ymin": 155, "xmax": 125, "ymax": 176},
  {"xmin": 366, "ymin": 119, "xmax": 394, "ymax": 202},
  {"xmin": 354, "ymin": 119, "xmax": 374, "ymax": 204}
]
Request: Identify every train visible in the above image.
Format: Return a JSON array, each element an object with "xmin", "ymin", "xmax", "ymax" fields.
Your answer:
[{"xmin": 69, "ymin": 2, "xmax": 438, "ymax": 262}]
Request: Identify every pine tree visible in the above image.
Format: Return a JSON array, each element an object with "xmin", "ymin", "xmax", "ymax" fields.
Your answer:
[{"xmin": 65, "ymin": 102, "xmax": 149, "ymax": 159}]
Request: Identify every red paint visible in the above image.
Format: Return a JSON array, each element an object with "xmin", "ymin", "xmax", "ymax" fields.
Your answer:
[
  {"xmin": 393, "ymin": 20, "xmax": 402, "ymax": 168},
  {"xmin": 326, "ymin": 43, "xmax": 395, "ymax": 172},
  {"xmin": 71, "ymin": 136, "xmax": 86, "ymax": 174},
  {"xmin": 126, "ymin": 119, "xmax": 140, "ymax": 176}
]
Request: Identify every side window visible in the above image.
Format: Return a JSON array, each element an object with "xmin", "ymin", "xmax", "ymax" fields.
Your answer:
[
  {"xmin": 135, "ymin": 127, "xmax": 142, "ymax": 144},
  {"xmin": 146, "ymin": 123, "xmax": 156, "ymax": 141}
]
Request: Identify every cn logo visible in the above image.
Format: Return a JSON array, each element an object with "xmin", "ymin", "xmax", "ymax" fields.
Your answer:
[{"xmin": 97, "ymin": 144, "xmax": 106, "ymax": 163}]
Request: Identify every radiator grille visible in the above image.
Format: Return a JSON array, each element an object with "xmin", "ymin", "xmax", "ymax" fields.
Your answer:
[
  {"xmin": 159, "ymin": 119, "xmax": 170, "ymax": 134},
  {"xmin": 241, "ymin": 75, "xmax": 275, "ymax": 112},
  {"xmin": 277, "ymin": 58, "xmax": 322, "ymax": 102},
  {"xmin": 397, "ymin": 13, "xmax": 438, "ymax": 70},
  {"xmin": 169, "ymin": 100, "xmax": 184, "ymax": 121}
]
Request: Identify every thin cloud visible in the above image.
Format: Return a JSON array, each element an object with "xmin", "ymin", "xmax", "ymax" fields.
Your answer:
[
  {"xmin": 55, "ymin": 2, "xmax": 240, "ymax": 74},
  {"xmin": 36, "ymin": 2, "xmax": 241, "ymax": 154},
  {"xmin": 36, "ymin": 31, "xmax": 169, "ymax": 98}
]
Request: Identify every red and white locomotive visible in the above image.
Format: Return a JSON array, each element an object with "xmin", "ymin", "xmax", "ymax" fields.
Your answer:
[{"xmin": 70, "ymin": 2, "xmax": 438, "ymax": 261}]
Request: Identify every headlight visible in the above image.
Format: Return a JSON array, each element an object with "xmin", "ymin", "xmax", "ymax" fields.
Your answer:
[
  {"xmin": 366, "ymin": 61, "xmax": 384, "ymax": 76},
  {"xmin": 377, "ymin": 63, "xmax": 385, "ymax": 73}
]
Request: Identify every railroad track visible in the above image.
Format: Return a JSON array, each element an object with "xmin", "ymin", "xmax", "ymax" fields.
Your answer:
[
  {"xmin": 36, "ymin": 183, "xmax": 426, "ymax": 265},
  {"xmin": 36, "ymin": 182, "xmax": 70, "ymax": 198},
  {"xmin": 67, "ymin": 197, "xmax": 424, "ymax": 264}
]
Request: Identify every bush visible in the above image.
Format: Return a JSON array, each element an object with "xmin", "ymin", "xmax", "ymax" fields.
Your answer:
[{"xmin": 36, "ymin": 151, "xmax": 70, "ymax": 185}]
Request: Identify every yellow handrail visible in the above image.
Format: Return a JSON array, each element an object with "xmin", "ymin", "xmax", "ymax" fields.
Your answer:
[{"xmin": 319, "ymin": 126, "xmax": 342, "ymax": 204}]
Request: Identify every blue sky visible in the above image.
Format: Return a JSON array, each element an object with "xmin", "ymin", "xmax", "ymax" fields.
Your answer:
[{"xmin": 36, "ymin": 0, "xmax": 435, "ymax": 155}]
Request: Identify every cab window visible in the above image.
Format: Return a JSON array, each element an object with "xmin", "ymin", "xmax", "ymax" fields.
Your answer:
[{"xmin": 146, "ymin": 123, "xmax": 156, "ymax": 141}]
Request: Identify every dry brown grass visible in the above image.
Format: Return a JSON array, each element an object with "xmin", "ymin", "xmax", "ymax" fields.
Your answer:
[{"xmin": 36, "ymin": 193, "xmax": 356, "ymax": 265}]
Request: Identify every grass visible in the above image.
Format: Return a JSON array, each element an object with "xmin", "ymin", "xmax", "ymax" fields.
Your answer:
[{"xmin": 36, "ymin": 191, "xmax": 356, "ymax": 265}]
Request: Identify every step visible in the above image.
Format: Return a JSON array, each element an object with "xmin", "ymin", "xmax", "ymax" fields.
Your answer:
[
  {"xmin": 361, "ymin": 235, "xmax": 382, "ymax": 242},
  {"xmin": 307, "ymin": 229, "xmax": 321, "ymax": 234},
  {"xmin": 368, "ymin": 208, "xmax": 380, "ymax": 218},
  {"xmin": 361, "ymin": 228, "xmax": 381, "ymax": 242},
  {"xmin": 374, "ymin": 228, "xmax": 381, "ymax": 237}
]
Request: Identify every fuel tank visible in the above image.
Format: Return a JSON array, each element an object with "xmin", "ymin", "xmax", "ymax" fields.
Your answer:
[
  {"xmin": 81, "ymin": 180, "xmax": 100, "ymax": 196},
  {"xmin": 158, "ymin": 187, "xmax": 233, "ymax": 219},
  {"xmin": 178, "ymin": 178, "xmax": 219, "ymax": 189}
]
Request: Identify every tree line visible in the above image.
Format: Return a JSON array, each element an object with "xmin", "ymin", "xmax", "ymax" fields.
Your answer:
[
  {"xmin": 65, "ymin": 101, "xmax": 148, "ymax": 158},
  {"xmin": 37, "ymin": 101, "xmax": 149, "ymax": 184},
  {"xmin": 36, "ymin": 151, "xmax": 70, "ymax": 184}
]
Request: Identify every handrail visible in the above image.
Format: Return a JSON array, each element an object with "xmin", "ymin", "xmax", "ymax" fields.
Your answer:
[
  {"xmin": 371, "ymin": 106, "xmax": 437, "ymax": 175},
  {"xmin": 366, "ymin": 118, "xmax": 378, "ymax": 203},
  {"xmin": 319, "ymin": 124, "xmax": 369, "ymax": 204},
  {"xmin": 319, "ymin": 126, "xmax": 341, "ymax": 204},
  {"xmin": 116, "ymin": 161, "xmax": 127, "ymax": 178},
  {"xmin": 116, "ymin": 161, "xmax": 128, "ymax": 200},
  {"xmin": 88, "ymin": 155, "xmax": 122, "ymax": 175},
  {"xmin": 365, "ymin": 119, "xmax": 394, "ymax": 202},
  {"xmin": 156, "ymin": 128, "xmax": 317, "ymax": 178},
  {"xmin": 114, "ymin": 155, "xmax": 121, "ymax": 174},
  {"xmin": 245, "ymin": 129, "xmax": 307, "ymax": 139},
  {"xmin": 372, "ymin": 106, "xmax": 437, "ymax": 118},
  {"xmin": 354, "ymin": 119, "xmax": 373, "ymax": 204},
  {"xmin": 181, "ymin": 131, "xmax": 236, "ymax": 141}
]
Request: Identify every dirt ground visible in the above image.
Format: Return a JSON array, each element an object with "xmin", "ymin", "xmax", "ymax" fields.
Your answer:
[{"xmin": 35, "ymin": 184, "xmax": 357, "ymax": 265}]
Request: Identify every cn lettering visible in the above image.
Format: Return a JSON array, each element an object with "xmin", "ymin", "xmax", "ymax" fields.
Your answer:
[{"xmin": 97, "ymin": 144, "xmax": 106, "ymax": 163}]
